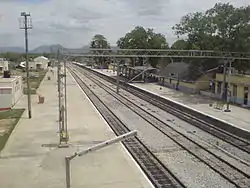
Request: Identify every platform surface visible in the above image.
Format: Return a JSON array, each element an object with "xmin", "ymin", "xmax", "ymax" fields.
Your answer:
[
  {"xmin": 91, "ymin": 68, "xmax": 250, "ymax": 133},
  {"xmin": 0, "ymin": 68, "xmax": 152, "ymax": 188}
]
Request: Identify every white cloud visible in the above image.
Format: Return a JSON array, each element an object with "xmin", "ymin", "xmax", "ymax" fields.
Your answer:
[{"xmin": 0, "ymin": 0, "xmax": 249, "ymax": 49}]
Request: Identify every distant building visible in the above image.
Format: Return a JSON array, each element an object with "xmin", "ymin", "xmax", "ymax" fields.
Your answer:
[
  {"xmin": 33, "ymin": 56, "xmax": 49, "ymax": 69},
  {"xmin": 0, "ymin": 76, "xmax": 23, "ymax": 110},
  {"xmin": 0, "ymin": 58, "xmax": 9, "ymax": 73},
  {"xmin": 158, "ymin": 62, "xmax": 214, "ymax": 93},
  {"xmin": 18, "ymin": 56, "xmax": 49, "ymax": 70}
]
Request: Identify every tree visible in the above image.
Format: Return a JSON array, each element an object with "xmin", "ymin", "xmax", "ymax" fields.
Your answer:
[
  {"xmin": 172, "ymin": 3, "xmax": 250, "ymax": 72},
  {"xmin": 90, "ymin": 34, "xmax": 110, "ymax": 68},
  {"xmin": 171, "ymin": 39, "xmax": 188, "ymax": 50},
  {"xmin": 117, "ymin": 26, "xmax": 169, "ymax": 67},
  {"xmin": 90, "ymin": 34, "xmax": 110, "ymax": 49}
]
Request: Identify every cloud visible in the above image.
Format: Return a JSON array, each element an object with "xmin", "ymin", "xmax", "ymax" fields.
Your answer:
[{"xmin": 0, "ymin": 0, "xmax": 249, "ymax": 49}]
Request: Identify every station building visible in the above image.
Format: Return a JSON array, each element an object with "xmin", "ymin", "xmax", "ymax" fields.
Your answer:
[{"xmin": 215, "ymin": 73, "xmax": 250, "ymax": 106}]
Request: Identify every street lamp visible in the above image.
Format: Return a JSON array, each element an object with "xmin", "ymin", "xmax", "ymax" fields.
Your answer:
[{"xmin": 19, "ymin": 12, "xmax": 32, "ymax": 118}]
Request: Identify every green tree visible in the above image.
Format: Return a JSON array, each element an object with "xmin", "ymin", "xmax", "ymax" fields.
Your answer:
[
  {"xmin": 173, "ymin": 3, "xmax": 250, "ymax": 72},
  {"xmin": 171, "ymin": 39, "xmax": 188, "ymax": 50},
  {"xmin": 117, "ymin": 26, "xmax": 168, "ymax": 67},
  {"xmin": 90, "ymin": 34, "xmax": 110, "ymax": 67},
  {"xmin": 90, "ymin": 34, "xmax": 110, "ymax": 49}
]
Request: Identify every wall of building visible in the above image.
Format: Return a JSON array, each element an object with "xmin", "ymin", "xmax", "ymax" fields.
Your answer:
[
  {"xmin": 162, "ymin": 78, "xmax": 197, "ymax": 93},
  {"xmin": 215, "ymin": 73, "xmax": 250, "ymax": 106},
  {"xmin": 0, "ymin": 76, "xmax": 23, "ymax": 110},
  {"xmin": 0, "ymin": 88, "xmax": 12, "ymax": 110}
]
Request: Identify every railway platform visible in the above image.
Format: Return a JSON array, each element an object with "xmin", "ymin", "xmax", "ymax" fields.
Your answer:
[
  {"xmin": 92, "ymin": 68, "xmax": 250, "ymax": 133},
  {"xmin": 0, "ymin": 68, "xmax": 152, "ymax": 188}
]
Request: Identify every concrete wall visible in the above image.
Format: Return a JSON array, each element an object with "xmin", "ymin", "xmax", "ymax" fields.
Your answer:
[
  {"xmin": 11, "ymin": 77, "xmax": 23, "ymax": 105},
  {"xmin": 160, "ymin": 73, "xmax": 211, "ymax": 94},
  {"xmin": 0, "ymin": 88, "xmax": 12, "ymax": 110},
  {"xmin": 0, "ymin": 76, "xmax": 23, "ymax": 109}
]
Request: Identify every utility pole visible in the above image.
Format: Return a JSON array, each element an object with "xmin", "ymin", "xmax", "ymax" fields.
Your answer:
[
  {"xmin": 20, "ymin": 12, "xmax": 32, "ymax": 119},
  {"xmin": 221, "ymin": 60, "xmax": 227, "ymax": 101},
  {"xmin": 225, "ymin": 60, "xmax": 232, "ymax": 112},
  {"xmin": 115, "ymin": 58, "xmax": 120, "ymax": 94}
]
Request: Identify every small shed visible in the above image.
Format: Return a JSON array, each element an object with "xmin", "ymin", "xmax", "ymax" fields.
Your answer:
[{"xmin": 0, "ymin": 76, "xmax": 23, "ymax": 110}]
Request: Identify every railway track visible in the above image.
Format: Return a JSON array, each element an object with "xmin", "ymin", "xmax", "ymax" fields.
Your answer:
[
  {"xmin": 69, "ymin": 67, "xmax": 186, "ymax": 188},
  {"xmin": 70, "ymin": 64, "xmax": 250, "ymax": 187},
  {"xmin": 79, "ymin": 64, "xmax": 250, "ymax": 154}
]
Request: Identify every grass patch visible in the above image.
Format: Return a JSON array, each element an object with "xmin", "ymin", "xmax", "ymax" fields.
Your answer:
[
  {"xmin": 0, "ymin": 109, "xmax": 25, "ymax": 151},
  {"xmin": 23, "ymin": 70, "xmax": 47, "ymax": 95}
]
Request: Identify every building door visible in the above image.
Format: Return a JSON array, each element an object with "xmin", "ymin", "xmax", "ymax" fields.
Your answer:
[{"xmin": 244, "ymin": 87, "xmax": 249, "ymax": 105}]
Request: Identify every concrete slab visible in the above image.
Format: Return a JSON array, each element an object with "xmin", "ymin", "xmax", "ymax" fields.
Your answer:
[
  {"xmin": 132, "ymin": 83, "xmax": 250, "ymax": 133},
  {"xmin": 0, "ymin": 68, "xmax": 152, "ymax": 188}
]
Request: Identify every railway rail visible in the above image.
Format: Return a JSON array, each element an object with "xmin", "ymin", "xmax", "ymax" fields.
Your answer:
[
  {"xmin": 70, "ymin": 64, "xmax": 250, "ymax": 187},
  {"xmin": 78, "ymin": 64, "xmax": 250, "ymax": 151},
  {"xmin": 68, "ymin": 67, "xmax": 186, "ymax": 188},
  {"xmin": 80, "ymin": 64, "xmax": 250, "ymax": 142}
]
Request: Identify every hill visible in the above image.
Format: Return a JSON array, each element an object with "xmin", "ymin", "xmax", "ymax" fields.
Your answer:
[
  {"xmin": 0, "ymin": 45, "xmax": 119, "ymax": 54},
  {"xmin": 0, "ymin": 46, "xmax": 25, "ymax": 53}
]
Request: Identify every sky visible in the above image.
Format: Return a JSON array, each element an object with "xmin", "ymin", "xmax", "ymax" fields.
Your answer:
[{"xmin": 0, "ymin": 0, "xmax": 249, "ymax": 49}]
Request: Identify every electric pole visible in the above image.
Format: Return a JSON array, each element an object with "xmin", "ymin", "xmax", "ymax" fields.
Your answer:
[
  {"xmin": 225, "ymin": 60, "xmax": 232, "ymax": 112},
  {"xmin": 20, "ymin": 12, "xmax": 32, "ymax": 119},
  {"xmin": 57, "ymin": 49, "xmax": 69, "ymax": 146}
]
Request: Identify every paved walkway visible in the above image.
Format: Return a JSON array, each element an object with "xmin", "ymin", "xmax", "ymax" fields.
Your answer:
[
  {"xmin": 92, "ymin": 68, "xmax": 250, "ymax": 133},
  {"xmin": 0, "ymin": 68, "xmax": 152, "ymax": 188}
]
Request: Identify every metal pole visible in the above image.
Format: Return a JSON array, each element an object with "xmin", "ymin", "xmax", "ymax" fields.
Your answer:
[
  {"xmin": 24, "ymin": 14, "xmax": 32, "ymax": 119},
  {"xmin": 64, "ymin": 60, "xmax": 68, "ymax": 140},
  {"xmin": 116, "ymin": 59, "xmax": 120, "ymax": 94},
  {"xmin": 225, "ymin": 61, "xmax": 232, "ymax": 112},
  {"xmin": 65, "ymin": 157, "xmax": 71, "ymax": 188},
  {"xmin": 221, "ymin": 60, "xmax": 227, "ymax": 100}
]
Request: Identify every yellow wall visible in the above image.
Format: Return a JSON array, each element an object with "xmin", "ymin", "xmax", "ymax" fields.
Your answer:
[
  {"xmin": 216, "ymin": 74, "xmax": 250, "ymax": 86},
  {"xmin": 180, "ymin": 82, "xmax": 196, "ymax": 89},
  {"xmin": 164, "ymin": 76, "xmax": 209, "ymax": 92},
  {"xmin": 215, "ymin": 73, "xmax": 250, "ymax": 104}
]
